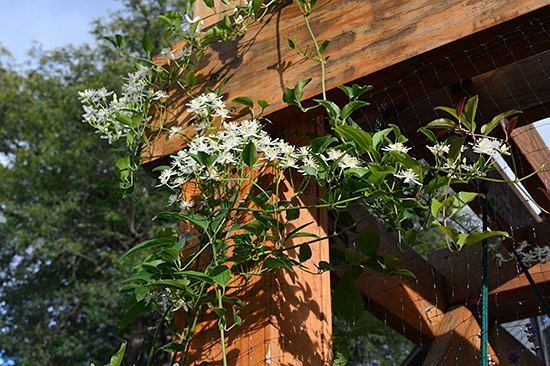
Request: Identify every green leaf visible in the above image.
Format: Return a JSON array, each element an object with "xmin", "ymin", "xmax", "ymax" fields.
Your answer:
[
  {"xmin": 257, "ymin": 100, "xmax": 269, "ymax": 109},
  {"xmin": 109, "ymin": 342, "xmax": 126, "ymax": 366},
  {"xmin": 333, "ymin": 341, "xmax": 350, "ymax": 366},
  {"xmin": 252, "ymin": 0, "xmax": 263, "ymax": 16},
  {"xmin": 345, "ymin": 248, "xmax": 363, "ymax": 265},
  {"xmin": 118, "ymin": 301, "xmax": 152, "ymax": 332},
  {"xmin": 241, "ymin": 220, "xmax": 265, "ymax": 236},
  {"xmin": 431, "ymin": 198, "xmax": 443, "ymax": 219},
  {"xmin": 318, "ymin": 39, "xmax": 330, "ymax": 54},
  {"xmin": 310, "ymin": 135, "xmax": 335, "ymax": 153},
  {"xmin": 288, "ymin": 38, "xmax": 296, "ymax": 50},
  {"xmin": 480, "ymin": 110, "xmax": 522, "ymax": 135},
  {"xmin": 283, "ymin": 87, "xmax": 297, "ymax": 106},
  {"xmin": 210, "ymin": 265, "xmax": 232, "ymax": 287},
  {"xmin": 298, "ymin": 243, "xmax": 312, "ymax": 262},
  {"xmin": 115, "ymin": 154, "xmax": 131, "ymax": 181},
  {"xmin": 447, "ymin": 136, "xmax": 466, "ymax": 163},
  {"xmin": 433, "ymin": 221, "xmax": 459, "ymax": 243},
  {"xmin": 294, "ymin": 78, "xmax": 311, "ymax": 102},
  {"xmin": 425, "ymin": 118, "xmax": 458, "ymax": 130},
  {"xmin": 149, "ymin": 279, "xmax": 190, "ymax": 290},
  {"xmin": 355, "ymin": 226, "xmax": 380, "ymax": 255},
  {"xmin": 457, "ymin": 191, "xmax": 482, "ymax": 208},
  {"xmin": 334, "ymin": 125, "xmax": 372, "ymax": 155},
  {"xmin": 134, "ymin": 286, "xmax": 148, "ymax": 302},
  {"xmin": 314, "ymin": 99, "xmax": 341, "ymax": 118},
  {"xmin": 340, "ymin": 100, "xmax": 369, "ymax": 120},
  {"xmin": 333, "ymin": 272, "xmax": 364, "ymax": 324},
  {"xmin": 175, "ymin": 270, "xmax": 214, "ymax": 284},
  {"xmin": 367, "ymin": 165, "xmax": 395, "ymax": 184},
  {"xmin": 372, "ymin": 128, "xmax": 392, "ymax": 150},
  {"xmin": 337, "ymin": 85, "xmax": 354, "ymax": 99},
  {"xmin": 115, "ymin": 34, "xmax": 125, "ymax": 49},
  {"xmin": 142, "ymin": 33, "xmax": 152, "ymax": 55},
  {"xmin": 181, "ymin": 213, "xmax": 209, "ymax": 230},
  {"xmin": 392, "ymin": 268, "xmax": 416, "ymax": 278},
  {"xmin": 185, "ymin": 71, "xmax": 196, "ymax": 88},
  {"xmin": 462, "ymin": 95, "xmax": 479, "ymax": 130},
  {"xmin": 231, "ymin": 96, "xmax": 254, "ymax": 109},
  {"xmin": 417, "ymin": 127, "xmax": 438, "ymax": 144},
  {"xmin": 232, "ymin": 306, "xmax": 242, "ymax": 325},
  {"xmin": 159, "ymin": 342, "xmax": 187, "ymax": 353},
  {"xmin": 242, "ymin": 141, "xmax": 258, "ymax": 168},
  {"xmin": 203, "ymin": 0, "xmax": 215, "ymax": 9},
  {"xmin": 389, "ymin": 151, "xmax": 421, "ymax": 173},
  {"xmin": 94, "ymin": 179, "xmax": 119, "ymax": 189},
  {"xmin": 383, "ymin": 254, "xmax": 399, "ymax": 270},
  {"xmin": 213, "ymin": 307, "xmax": 227, "ymax": 318},
  {"xmin": 286, "ymin": 207, "xmax": 300, "ymax": 221},
  {"xmin": 434, "ymin": 106, "xmax": 459, "ymax": 119},
  {"xmin": 119, "ymin": 237, "xmax": 174, "ymax": 261},
  {"xmin": 264, "ymin": 257, "xmax": 294, "ymax": 271},
  {"xmin": 151, "ymin": 165, "xmax": 170, "ymax": 172},
  {"xmin": 466, "ymin": 231, "xmax": 508, "ymax": 247}
]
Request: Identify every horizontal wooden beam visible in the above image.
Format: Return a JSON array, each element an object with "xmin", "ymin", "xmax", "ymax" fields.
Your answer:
[
  {"xmin": 488, "ymin": 324, "xmax": 542, "ymax": 365},
  {"xmin": 338, "ymin": 206, "xmax": 448, "ymax": 348},
  {"xmin": 423, "ymin": 305, "xmax": 499, "ymax": 366},
  {"xmin": 429, "ymin": 241, "xmax": 550, "ymax": 323},
  {"xmin": 147, "ymin": 0, "xmax": 550, "ymax": 161}
]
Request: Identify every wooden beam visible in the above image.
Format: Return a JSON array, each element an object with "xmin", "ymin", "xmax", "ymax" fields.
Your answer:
[
  {"xmin": 340, "ymin": 206, "xmax": 448, "ymax": 348},
  {"xmin": 488, "ymin": 324, "xmax": 543, "ymax": 365},
  {"xmin": 510, "ymin": 124, "xmax": 550, "ymax": 210},
  {"xmin": 429, "ymin": 243, "xmax": 550, "ymax": 323},
  {"xmin": 423, "ymin": 305, "xmax": 499, "ymax": 366},
  {"xmin": 146, "ymin": 0, "xmax": 550, "ymax": 161}
]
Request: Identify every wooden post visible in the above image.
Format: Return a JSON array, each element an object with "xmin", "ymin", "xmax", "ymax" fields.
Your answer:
[{"xmin": 173, "ymin": 115, "xmax": 332, "ymax": 365}]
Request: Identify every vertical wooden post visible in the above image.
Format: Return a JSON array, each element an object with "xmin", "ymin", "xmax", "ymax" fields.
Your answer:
[{"xmin": 174, "ymin": 109, "xmax": 332, "ymax": 364}]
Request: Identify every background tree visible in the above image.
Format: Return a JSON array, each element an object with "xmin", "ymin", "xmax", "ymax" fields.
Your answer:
[{"xmin": 0, "ymin": 1, "xmax": 186, "ymax": 365}]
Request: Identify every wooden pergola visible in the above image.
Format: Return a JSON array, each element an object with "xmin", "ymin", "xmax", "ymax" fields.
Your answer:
[{"xmin": 147, "ymin": 1, "xmax": 550, "ymax": 364}]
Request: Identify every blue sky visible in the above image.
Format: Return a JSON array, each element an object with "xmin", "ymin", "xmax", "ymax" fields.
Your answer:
[{"xmin": 0, "ymin": 0, "xmax": 123, "ymax": 62}]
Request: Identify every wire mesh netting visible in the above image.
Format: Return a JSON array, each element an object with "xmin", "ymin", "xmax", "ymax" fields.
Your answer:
[{"xmin": 341, "ymin": 8, "xmax": 550, "ymax": 366}]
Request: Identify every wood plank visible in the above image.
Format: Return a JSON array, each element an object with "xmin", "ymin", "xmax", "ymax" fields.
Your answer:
[
  {"xmin": 423, "ymin": 305, "xmax": 499, "ymax": 366},
  {"xmin": 429, "ymin": 242, "xmax": 550, "ymax": 323},
  {"xmin": 146, "ymin": 0, "xmax": 550, "ymax": 161},
  {"xmin": 510, "ymin": 124, "xmax": 550, "ymax": 204},
  {"xmin": 488, "ymin": 324, "xmax": 542, "ymax": 365},
  {"xmin": 175, "ymin": 118, "xmax": 332, "ymax": 365}
]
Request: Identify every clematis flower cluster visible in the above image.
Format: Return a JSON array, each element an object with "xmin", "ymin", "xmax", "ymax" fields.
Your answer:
[
  {"xmin": 472, "ymin": 137, "xmax": 510, "ymax": 157},
  {"xmin": 490, "ymin": 239, "xmax": 550, "ymax": 267},
  {"xmin": 158, "ymin": 117, "xmax": 365, "ymax": 208},
  {"xmin": 186, "ymin": 93, "xmax": 230, "ymax": 135},
  {"xmin": 79, "ymin": 66, "xmax": 167, "ymax": 143}
]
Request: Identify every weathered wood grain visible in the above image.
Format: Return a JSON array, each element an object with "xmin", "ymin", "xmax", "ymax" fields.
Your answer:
[
  {"xmin": 341, "ymin": 206, "xmax": 448, "ymax": 347},
  {"xmin": 175, "ymin": 116, "xmax": 332, "ymax": 366},
  {"xmin": 146, "ymin": 0, "xmax": 550, "ymax": 162},
  {"xmin": 423, "ymin": 305, "xmax": 499, "ymax": 365},
  {"xmin": 429, "ymin": 241, "xmax": 550, "ymax": 324}
]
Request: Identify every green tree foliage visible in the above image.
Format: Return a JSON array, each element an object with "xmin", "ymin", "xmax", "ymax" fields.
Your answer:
[{"xmin": 0, "ymin": 1, "xmax": 186, "ymax": 365}]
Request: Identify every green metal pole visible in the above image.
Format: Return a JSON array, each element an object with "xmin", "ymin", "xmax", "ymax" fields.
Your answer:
[{"xmin": 480, "ymin": 197, "xmax": 488, "ymax": 366}]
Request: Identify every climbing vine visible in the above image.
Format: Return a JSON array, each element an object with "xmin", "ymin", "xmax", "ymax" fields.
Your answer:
[{"xmin": 79, "ymin": 1, "xmax": 542, "ymax": 365}]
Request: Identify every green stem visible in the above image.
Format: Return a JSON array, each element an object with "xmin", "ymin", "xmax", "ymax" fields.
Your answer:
[
  {"xmin": 146, "ymin": 307, "xmax": 171, "ymax": 366},
  {"xmin": 296, "ymin": 2, "xmax": 327, "ymax": 100}
]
